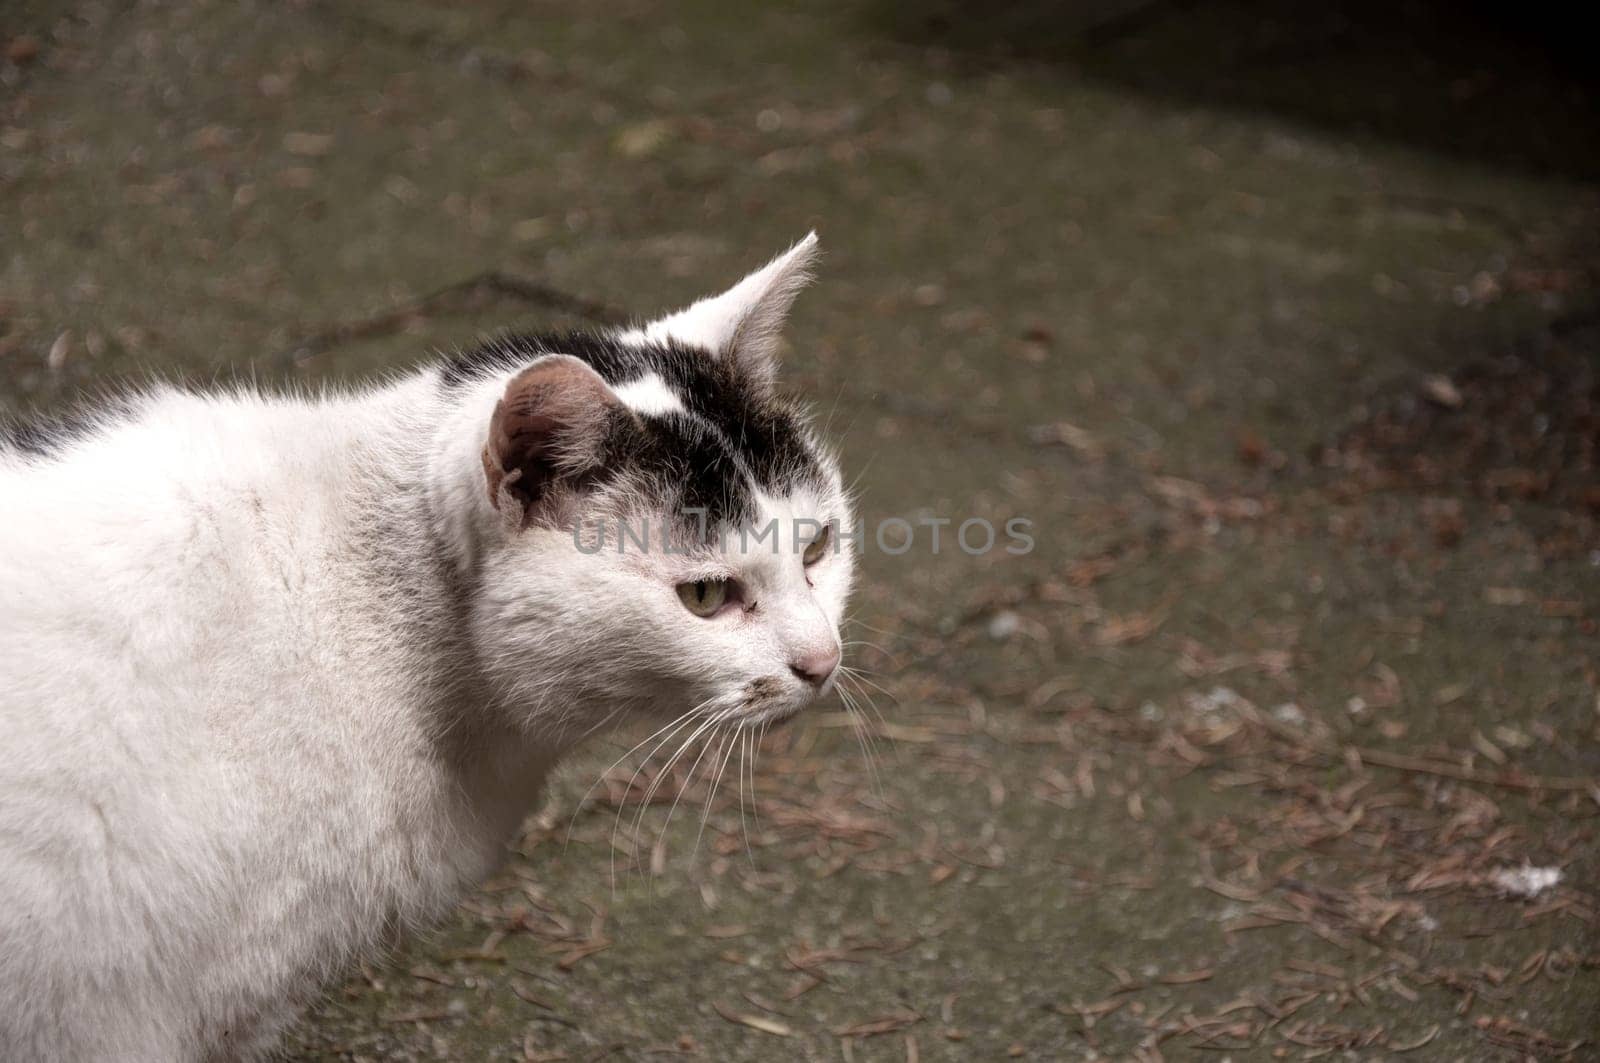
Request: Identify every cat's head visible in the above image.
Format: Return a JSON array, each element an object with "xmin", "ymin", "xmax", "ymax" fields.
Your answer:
[{"xmin": 463, "ymin": 235, "xmax": 854, "ymax": 738}]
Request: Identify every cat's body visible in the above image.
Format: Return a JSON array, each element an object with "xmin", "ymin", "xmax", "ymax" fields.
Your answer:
[
  {"xmin": 0, "ymin": 237, "xmax": 853, "ymax": 1061},
  {"xmin": 0, "ymin": 378, "xmax": 534, "ymax": 1059}
]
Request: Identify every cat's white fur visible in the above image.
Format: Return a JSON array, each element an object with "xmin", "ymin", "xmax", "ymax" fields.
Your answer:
[
  {"xmin": 609, "ymin": 372, "xmax": 685, "ymax": 417},
  {"xmin": 0, "ymin": 237, "xmax": 853, "ymax": 1061}
]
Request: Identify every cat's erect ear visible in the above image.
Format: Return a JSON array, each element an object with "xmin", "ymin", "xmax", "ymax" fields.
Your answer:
[
  {"xmin": 482, "ymin": 355, "xmax": 624, "ymax": 528},
  {"xmin": 638, "ymin": 233, "xmax": 819, "ymax": 388}
]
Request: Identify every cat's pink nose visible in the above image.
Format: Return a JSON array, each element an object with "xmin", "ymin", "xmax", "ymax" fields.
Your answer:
[{"xmin": 789, "ymin": 647, "xmax": 840, "ymax": 688}]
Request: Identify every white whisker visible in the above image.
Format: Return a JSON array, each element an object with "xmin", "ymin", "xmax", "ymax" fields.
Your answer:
[
  {"xmin": 736, "ymin": 726, "xmax": 755, "ymax": 867},
  {"xmin": 693, "ymin": 725, "xmax": 741, "ymax": 859},
  {"xmin": 604, "ymin": 702, "xmax": 714, "ymax": 891},
  {"xmin": 569, "ymin": 705, "xmax": 695, "ymax": 854},
  {"xmin": 836, "ymin": 683, "xmax": 885, "ymax": 803},
  {"xmin": 653, "ymin": 717, "xmax": 729, "ymax": 875}
]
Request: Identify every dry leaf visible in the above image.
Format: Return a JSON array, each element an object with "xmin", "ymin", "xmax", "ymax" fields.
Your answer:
[
  {"xmin": 283, "ymin": 131, "xmax": 335, "ymax": 156},
  {"xmin": 1421, "ymin": 374, "xmax": 1463, "ymax": 409},
  {"xmin": 712, "ymin": 1001, "xmax": 793, "ymax": 1037},
  {"xmin": 834, "ymin": 1011, "xmax": 922, "ymax": 1038}
]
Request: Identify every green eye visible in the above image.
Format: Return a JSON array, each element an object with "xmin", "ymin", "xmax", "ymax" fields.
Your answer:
[
  {"xmin": 676, "ymin": 578, "xmax": 729, "ymax": 617},
  {"xmin": 802, "ymin": 525, "xmax": 831, "ymax": 567}
]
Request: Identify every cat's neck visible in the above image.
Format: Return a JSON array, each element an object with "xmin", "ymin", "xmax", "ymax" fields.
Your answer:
[{"xmin": 327, "ymin": 373, "xmax": 568, "ymax": 833}]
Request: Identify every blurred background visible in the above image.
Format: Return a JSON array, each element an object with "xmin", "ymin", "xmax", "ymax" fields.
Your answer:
[{"xmin": 3, "ymin": 1, "xmax": 1597, "ymax": 1059}]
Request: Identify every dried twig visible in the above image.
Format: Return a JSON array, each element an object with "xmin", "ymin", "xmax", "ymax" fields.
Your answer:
[
  {"xmin": 276, "ymin": 271, "xmax": 625, "ymax": 366},
  {"xmin": 1251, "ymin": 709, "xmax": 1595, "ymax": 793}
]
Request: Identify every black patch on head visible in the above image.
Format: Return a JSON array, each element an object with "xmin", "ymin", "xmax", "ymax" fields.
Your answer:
[{"xmin": 444, "ymin": 330, "xmax": 829, "ymax": 526}]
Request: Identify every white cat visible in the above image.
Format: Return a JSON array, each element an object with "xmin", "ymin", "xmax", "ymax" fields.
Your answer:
[{"xmin": 0, "ymin": 236, "xmax": 854, "ymax": 1061}]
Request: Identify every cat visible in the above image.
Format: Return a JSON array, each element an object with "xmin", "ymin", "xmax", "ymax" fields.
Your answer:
[{"xmin": 0, "ymin": 235, "xmax": 854, "ymax": 1061}]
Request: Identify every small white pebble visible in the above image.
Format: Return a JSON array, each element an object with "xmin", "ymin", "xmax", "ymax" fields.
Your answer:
[
  {"xmin": 47, "ymin": 330, "xmax": 72, "ymax": 372},
  {"xmin": 1271, "ymin": 702, "xmax": 1306, "ymax": 726},
  {"xmin": 1490, "ymin": 864, "xmax": 1562, "ymax": 899},
  {"xmin": 987, "ymin": 610, "xmax": 1020, "ymax": 641},
  {"xmin": 1189, "ymin": 686, "xmax": 1242, "ymax": 715}
]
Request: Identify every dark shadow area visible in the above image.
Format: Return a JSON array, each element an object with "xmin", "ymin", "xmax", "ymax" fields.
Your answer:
[
  {"xmin": 870, "ymin": 0, "xmax": 1600, "ymax": 182},
  {"xmin": 1326, "ymin": 328, "xmax": 1599, "ymax": 544}
]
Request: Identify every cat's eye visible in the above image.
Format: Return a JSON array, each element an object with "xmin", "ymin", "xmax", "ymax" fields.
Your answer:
[
  {"xmin": 802, "ymin": 525, "xmax": 831, "ymax": 567},
  {"xmin": 677, "ymin": 578, "xmax": 730, "ymax": 618}
]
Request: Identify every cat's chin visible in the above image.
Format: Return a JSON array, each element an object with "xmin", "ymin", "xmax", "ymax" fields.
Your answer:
[{"xmin": 743, "ymin": 700, "xmax": 810, "ymax": 727}]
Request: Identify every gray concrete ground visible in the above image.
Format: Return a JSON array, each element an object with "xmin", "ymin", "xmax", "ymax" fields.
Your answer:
[{"xmin": 4, "ymin": 2, "xmax": 1598, "ymax": 1059}]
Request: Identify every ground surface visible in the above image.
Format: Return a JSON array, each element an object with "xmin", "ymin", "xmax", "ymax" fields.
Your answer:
[{"xmin": 4, "ymin": 2, "xmax": 1599, "ymax": 1059}]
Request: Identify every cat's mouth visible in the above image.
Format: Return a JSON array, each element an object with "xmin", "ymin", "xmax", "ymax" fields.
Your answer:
[{"xmin": 738, "ymin": 676, "xmax": 815, "ymax": 726}]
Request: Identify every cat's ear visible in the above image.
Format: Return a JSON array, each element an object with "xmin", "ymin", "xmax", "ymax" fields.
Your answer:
[
  {"xmin": 482, "ymin": 355, "xmax": 624, "ymax": 528},
  {"xmin": 638, "ymin": 233, "xmax": 819, "ymax": 388}
]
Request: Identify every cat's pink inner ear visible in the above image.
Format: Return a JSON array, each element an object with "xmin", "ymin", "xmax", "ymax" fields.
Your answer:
[{"xmin": 482, "ymin": 356, "xmax": 620, "ymax": 524}]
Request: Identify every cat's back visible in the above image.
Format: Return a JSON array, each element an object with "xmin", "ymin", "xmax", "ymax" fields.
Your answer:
[
  {"xmin": 3, "ymin": 384, "xmax": 360, "ymax": 556},
  {"xmin": 3, "ymin": 383, "xmax": 391, "ymax": 630},
  {"xmin": 0, "ymin": 383, "xmax": 361, "ymax": 817},
  {"xmin": 8, "ymin": 389, "xmax": 317, "ymax": 706},
  {"xmin": 0, "ymin": 381, "xmax": 430, "ymax": 753}
]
